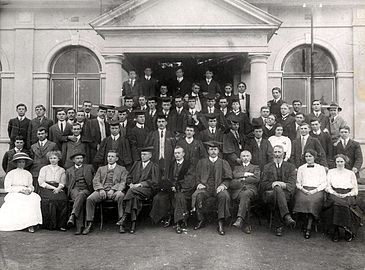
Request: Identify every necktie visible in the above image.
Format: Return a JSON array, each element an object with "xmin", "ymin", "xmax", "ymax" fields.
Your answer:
[
  {"xmin": 60, "ymin": 122, "xmax": 64, "ymax": 133},
  {"xmin": 343, "ymin": 140, "xmax": 347, "ymax": 147},
  {"xmin": 301, "ymin": 137, "xmax": 306, "ymax": 153},
  {"xmin": 235, "ymin": 131, "xmax": 239, "ymax": 140},
  {"xmin": 161, "ymin": 130, "xmax": 164, "ymax": 138}
]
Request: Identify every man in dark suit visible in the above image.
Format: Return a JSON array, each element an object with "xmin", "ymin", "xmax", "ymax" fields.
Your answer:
[
  {"xmin": 267, "ymin": 87, "xmax": 285, "ymax": 119},
  {"xmin": 48, "ymin": 108, "xmax": 73, "ymax": 150},
  {"xmin": 218, "ymin": 96, "xmax": 230, "ymax": 117},
  {"xmin": 116, "ymin": 106, "xmax": 134, "ymax": 138},
  {"xmin": 290, "ymin": 100, "xmax": 303, "ymax": 117},
  {"xmin": 287, "ymin": 112, "xmax": 306, "ymax": 141},
  {"xmin": 334, "ymin": 126, "xmax": 363, "ymax": 175},
  {"xmin": 30, "ymin": 127, "xmax": 58, "ymax": 192},
  {"xmin": 127, "ymin": 110, "xmax": 149, "ymax": 161},
  {"xmin": 192, "ymin": 141, "xmax": 232, "ymax": 235},
  {"xmin": 226, "ymin": 99, "xmax": 252, "ymax": 136},
  {"xmin": 93, "ymin": 121, "xmax": 133, "ymax": 170},
  {"xmin": 137, "ymin": 96, "xmax": 148, "ymax": 111},
  {"xmin": 158, "ymin": 97, "xmax": 174, "ymax": 131},
  {"xmin": 251, "ymin": 106, "xmax": 270, "ymax": 127},
  {"xmin": 83, "ymin": 150, "xmax": 128, "ymax": 235},
  {"xmin": 82, "ymin": 101, "xmax": 97, "ymax": 120},
  {"xmin": 84, "ymin": 105, "xmax": 111, "ymax": 164},
  {"xmin": 277, "ymin": 103, "xmax": 295, "ymax": 139},
  {"xmin": 2, "ymin": 135, "xmax": 31, "ymax": 173},
  {"xmin": 27, "ymin": 104, "xmax": 54, "ymax": 147},
  {"xmin": 244, "ymin": 125, "xmax": 273, "ymax": 171},
  {"xmin": 8, "ymin": 103, "xmax": 31, "ymax": 149},
  {"xmin": 223, "ymin": 115, "xmax": 246, "ymax": 168},
  {"xmin": 145, "ymin": 97, "xmax": 158, "ymax": 131},
  {"xmin": 168, "ymin": 67, "xmax": 191, "ymax": 97},
  {"xmin": 168, "ymin": 95, "xmax": 189, "ymax": 139},
  {"xmin": 261, "ymin": 114, "xmax": 277, "ymax": 139},
  {"xmin": 222, "ymin": 83, "xmax": 236, "ymax": 108},
  {"xmin": 310, "ymin": 118, "xmax": 333, "ymax": 166},
  {"xmin": 261, "ymin": 145, "xmax": 297, "ymax": 236},
  {"xmin": 182, "ymin": 95, "xmax": 205, "ymax": 132},
  {"xmin": 236, "ymin": 82, "xmax": 250, "ymax": 117},
  {"xmin": 145, "ymin": 114, "xmax": 176, "ymax": 179},
  {"xmin": 118, "ymin": 146, "xmax": 159, "ymax": 233},
  {"xmin": 290, "ymin": 123, "xmax": 327, "ymax": 168},
  {"xmin": 149, "ymin": 146, "xmax": 195, "ymax": 233},
  {"xmin": 305, "ymin": 99, "xmax": 330, "ymax": 133},
  {"xmin": 198, "ymin": 114, "xmax": 224, "ymax": 144},
  {"xmin": 122, "ymin": 69, "xmax": 140, "ymax": 99},
  {"xmin": 139, "ymin": 67, "xmax": 159, "ymax": 97},
  {"xmin": 230, "ymin": 150, "xmax": 261, "ymax": 234},
  {"xmin": 66, "ymin": 151, "xmax": 94, "ymax": 235},
  {"xmin": 200, "ymin": 69, "xmax": 221, "ymax": 97},
  {"xmin": 75, "ymin": 110, "xmax": 87, "ymax": 136},
  {"xmin": 201, "ymin": 94, "xmax": 228, "ymax": 131}
]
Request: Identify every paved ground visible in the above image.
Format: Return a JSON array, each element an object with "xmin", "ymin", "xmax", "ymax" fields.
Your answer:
[{"xmin": 0, "ymin": 217, "xmax": 364, "ymax": 270}]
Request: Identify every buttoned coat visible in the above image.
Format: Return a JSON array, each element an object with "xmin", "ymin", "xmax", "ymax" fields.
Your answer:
[
  {"xmin": 230, "ymin": 163, "xmax": 261, "ymax": 199},
  {"xmin": 30, "ymin": 140, "xmax": 58, "ymax": 177},
  {"xmin": 48, "ymin": 122, "xmax": 73, "ymax": 150},
  {"xmin": 195, "ymin": 158, "xmax": 232, "ymax": 191},
  {"xmin": 290, "ymin": 136, "xmax": 327, "ymax": 168},
  {"xmin": 8, "ymin": 117, "xmax": 31, "ymax": 148},
  {"xmin": 65, "ymin": 164, "xmax": 94, "ymax": 196},
  {"xmin": 334, "ymin": 139, "xmax": 363, "ymax": 171},
  {"xmin": 27, "ymin": 117, "xmax": 54, "ymax": 147},
  {"xmin": 92, "ymin": 164, "xmax": 128, "ymax": 192}
]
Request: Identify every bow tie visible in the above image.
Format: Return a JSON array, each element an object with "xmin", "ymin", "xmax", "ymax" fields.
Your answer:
[{"xmin": 307, "ymin": 165, "xmax": 314, "ymax": 168}]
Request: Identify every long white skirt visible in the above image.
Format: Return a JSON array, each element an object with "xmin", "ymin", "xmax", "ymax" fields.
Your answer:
[{"xmin": 0, "ymin": 192, "xmax": 43, "ymax": 231}]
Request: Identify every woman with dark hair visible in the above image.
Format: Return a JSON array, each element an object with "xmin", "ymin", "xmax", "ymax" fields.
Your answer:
[
  {"xmin": 323, "ymin": 154, "xmax": 360, "ymax": 242},
  {"xmin": 293, "ymin": 149, "xmax": 326, "ymax": 239},
  {"xmin": 38, "ymin": 150, "xmax": 68, "ymax": 230},
  {"xmin": 0, "ymin": 153, "xmax": 42, "ymax": 232},
  {"xmin": 268, "ymin": 123, "xmax": 291, "ymax": 161}
]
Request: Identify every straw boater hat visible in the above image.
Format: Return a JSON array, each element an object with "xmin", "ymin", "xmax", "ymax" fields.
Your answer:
[
  {"xmin": 11, "ymin": 152, "xmax": 33, "ymax": 167},
  {"xmin": 327, "ymin": 102, "xmax": 342, "ymax": 112}
]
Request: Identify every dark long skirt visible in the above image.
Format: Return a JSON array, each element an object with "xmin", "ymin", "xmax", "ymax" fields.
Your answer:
[
  {"xmin": 39, "ymin": 187, "xmax": 68, "ymax": 230},
  {"xmin": 322, "ymin": 188, "xmax": 361, "ymax": 235},
  {"xmin": 293, "ymin": 187, "xmax": 324, "ymax": 218}
]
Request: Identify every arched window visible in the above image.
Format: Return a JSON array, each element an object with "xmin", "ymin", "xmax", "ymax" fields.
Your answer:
[
  {"xmin": 50, "ymin": 46, "xmax": 101, "ymax": 118},
  {"xmin": 282, "ymin": 45, "xmax": 336, "ymax": 113}
]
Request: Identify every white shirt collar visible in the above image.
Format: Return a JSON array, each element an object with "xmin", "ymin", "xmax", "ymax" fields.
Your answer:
[
  {"xmin": 185, "ymin": 137, "xmax": 194, "ymax": 144},
  {"xmin": 209, "ymin": 156, "xmax": 218, "ymax": 163},
  {"xmin": 97, "ymin": 116, "xmax": 104, "ymax": 122},
  {"xmin": 177, "ymin": 77, "xmax": 183, "ymax": 82},
  {"xmin": 341, "ymin": 138, "xmax": 349, "ymax": 145},
  {"xmin": 242, "ymin": 162, "xmax": 250, "ymax": 167},
  {"xmin": 302, "ymin": 134, "xmax": 310, "ymax": 140},
  {"xmin": 75, "ymin": 164, "xmax": 82, "ymax": 169},
  {"xmin": 206, "ymin": 78, "xmax": 212, "ymax": 84},
  {"xmin": 313, "ymin": 129, "xmax": 321, "ymax": 135},
  {"xmin": 142, "ymin": 160, "xmax": 150, "ymax": 168},
  {"xmin": 108, "ymin": 163, "xmax": 117, "ymax": 170},
  {"xmin": 176, "ymin": 159, "xmax": 184, "ymax": 165},
  {"xmin": 145, "ymin": 75, "xmax": 151, "ymax": 80},
  {"xmin": 136, "ymin": 123, "xmax": 144, "ymax": 128},
  {"xmin": 189, "ymin": 108, "xmax": 196, "ymax": 114},
  {"xmin": 111, "ymin": 134, "xmax": 120, "ymax": 140},
  {"xmin": 39, "ymin": 139, "xmax": 48, "ymax": 146},
  {"xmin": 18, "ymin": 116, "xmax": 25, "ymax": 121}
]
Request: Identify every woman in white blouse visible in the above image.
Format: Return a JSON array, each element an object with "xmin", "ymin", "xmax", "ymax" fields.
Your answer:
[
  {"xmin": 324, "ymin": 154, "xmax": 360, "ymax": 242},
  {"xmin": 0, "ymin": 153, "xmax": 42, "ymax": 232},
  {"xmin": 38, "ymin": 151, "xmax": 68, "ymax": 230},
  {"xmin": 293, "ymin": 149, "xmax": 326, "ymax": 239},
  {"xmin": 268, "ymin": 124, "xmax": 291, "ymax": 161}
]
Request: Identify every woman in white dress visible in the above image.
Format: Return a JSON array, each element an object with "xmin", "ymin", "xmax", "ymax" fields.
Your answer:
[
  {"xmin": 0, "ymin": 152, "xmax": 42, "ymax": 232},
  {"xmin": 268, "ymin": 123, "xmax": 291, "ymax": 161}
]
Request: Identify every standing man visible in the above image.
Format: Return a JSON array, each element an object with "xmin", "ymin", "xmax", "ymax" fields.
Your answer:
[
  {"xmin": 201, "ymin": 94, "xmax": 228, "ymax": 131},
  {"xmin": 75, "ymin": 110, "xmax": 87, "ymax": 135},
  {"xmin": 192, "ymin": 141, "xmax": 232, "ymax": 235},
  {"xmin": 236, "ymin": 82, "xmax": 250, "ymax": 117},
  {"xmin": 290, "ymin": 100, "xmax": 303, "ymax": 117},
  {"xmin": 127, "ymin": 110, "xmax": 149, "ymax": 161},
  {"xmin": 230, "ymin": 150, "xmax": 261, "ymax": 234},
  {"xmin": 66, "ymin": 108, "xmax": 76, "ymax": 125},
  {"xmin": 277, "ymin": 103, "xmax": 295, "ymax": 139},
  {"xmin": 122, "ymin": 69, "xmax": 140, "ymax": 100},
  {"xmin": 183, "ymin": 95, "xmax": 205, "ymax": 132},
  {"xmin": 83, "ymin": 150, "xmax": 128, "ymax": 235},
  {"xmin": 169, "ymin": 67, "xmax": 191, "ymax": 97},
  {"xmin": 305, "ymin": 100, "xmax": 330, "ymax": 133},
  {"xmin": 8, "ymin": 103, "xmax": 30, "ymax": 149},
  {"xmin": 310, "ymin": 118, "xmax": 333, "ymax": 166},
  {"xmin": 223, "ymin": 116, "xmax": 246, "ymax": 168},
  {"xmin": 261, "ymin": 145, "xmax": 297, "ymax": 236},
  {"xmin": 168, "ymin": 95, "xmax": 188, "ymax": 139},
  {"xmin": 252, "ymin": 106, "xmax": 270, "ymax": 127},
  {"xmin": 66, "ymin": 151, "xmax": 94, "ymax": 235},
  {"xmin": 145, "ymin": 97, "xmax": 158, "ymax": 131},
  {"xmin": 27, "ymin": 104, "xmax": 54, "ymax": 147},
  {"xmin": 198, "ymin": 114, "xmax": 224, "ymax": 144},
  {"xmin": 200, "ymin": 69, "xmax": 221, "ymax": 97},
  {"xmin": 48, "ymin": 108, "xmax": 73, "ymax": 150},
  {"xmin": 118, "ymin": 146, "xmax": 159, "ymax": 234},
  {"xmin": 140, "ymin": 67, "xmax": 158, "ymax": 97},
  {"xmin": 105, "ymin": 105, "xmax": 116, "ymax": 124},
  {"xmin": 267, "ymin": 87, "xmax": 285, "ymax": 119},
  {"xmin": 117, "ymin": 106, "xmax": 133, "ymax": 138},
  {"xmin": 82, "ymin": 100, "xmax": 96, "ymax": 120},
  {"xmin": 328, "ymin": 102, "xmax": 347, "ymax": 144}
]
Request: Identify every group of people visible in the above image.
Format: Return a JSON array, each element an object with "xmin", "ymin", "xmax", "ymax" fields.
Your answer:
[{"xmin": 0, "ymin": 66, "xmax": 363, "ymax": 243}]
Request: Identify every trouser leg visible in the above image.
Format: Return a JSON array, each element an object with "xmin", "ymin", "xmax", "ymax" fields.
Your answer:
[
  {"xmin": 237, "ymin": 189, "xmax": 254, "ymax": 220},
  {"xmin": 114, "ymin": 192, "xmax": 125, "ymax": 219},
  {"xmin": 217, "ymin": 190, "xmax": 231, "ymax": 220},
  {"xmin": 273, "ymin": 186, "xmax": 290, "ymax": 218},
  {"xmin": 86, "ymin": 191, "xmax": 103, "ymax": 221}
]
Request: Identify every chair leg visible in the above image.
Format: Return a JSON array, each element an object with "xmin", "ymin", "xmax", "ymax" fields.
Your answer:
[{"xmin": 100, "ymin": 203, "xmax": 103, "ymax": 231}]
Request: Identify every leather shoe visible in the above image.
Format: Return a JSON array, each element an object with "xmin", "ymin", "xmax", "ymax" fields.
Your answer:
[
  {"xmin": 67, "ymin": 214, "xmax": 75, "ymax": 227},
  {"xmin": 217, "ymin": 220, "xmax": 225, "ymax": 236},
  {"xmin": 28, "ymin": 226, "xmax": 35, "ymax": 233},
  {"xmin": 242, "ymin": 224, "xmax": 252, "ymax": 234},
  {"xmin": 276, "ymin": 226, "xmax": 283, "ymax": 237},
  {"xmin": 176, "ymin": 224, "xmax": 182, "ymax": 234},
  {"xmin": 284, "ymin": 215, "xmax": 296, "ymax": 228},
  {"xmin": 304, "ymin": 230, "xmax": 311, "ymax": 239},
  {"xmin": 119, "ymin": 225, "xmax": 126, "ymax": 234},
  {"xmin": 163, "ymin": 216, "xmax": 172, "ymax": 228},
  {"xmin": 116, "ymin": 214, "xmax": 127, "ymax": 226},
  {"xmin": 344, "ymin": 231, "xmax": 353, "ymax": 242},
  {"xmin": 194, "ymin": 220, "xmax": 204, "ymax": 230},
  {"xmin": 74, "ymin": 226, "xmax": 83, "ymax": 235},
  {"xmin": 129, "ymin": 221, "xmax": 136, "ymax": 234},
  {"xmin": 82, "ymin": 222, "xmax": 92, "ymax": 235},
  {"xmin": 232, "ymin": 217, "xmax": 243, "ymax": 229}
]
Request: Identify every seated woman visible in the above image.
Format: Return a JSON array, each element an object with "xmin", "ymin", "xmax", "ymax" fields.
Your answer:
[
  {"xmin": 268, "ymin": 123, "xmax": 291, "ymax": 161},
  {"xmin": 0, "ymin": 153, "xmax": 42, "ymax": 232},
  {"xmin": 293, "ymin": 149, "xmax": 326, "ymax": 239},
  {"xmin": 38, "ymin": 151, "xmax": 68, "ymax": 230},
  {"xmin": 323, "ymin": 154, "xmax": 361, "ymax": 242}
]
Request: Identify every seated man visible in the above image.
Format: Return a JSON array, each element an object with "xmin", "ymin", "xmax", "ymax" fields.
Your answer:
[
  {"xmin": 83, "ymin": 150, "xmax": 128, "ymax": 235},
  {"xmin": 118, "ymin": 146, "xmax": 159, "ymax": 234},
  {"xmin": 192, "ymin": 141, "xmax": 232, "ymax": 235},
  {"xmin": 230, "ymin": 150, "xmax": 260, "ymax": 234},
  {"xmin": 66, "ymin": 151, "xmax": 94, "ymax": 235},
  {"xmin": 149, "ymin": 146, "xmax": 195, "ymax": 234},
  {"xmin": 261, "ymin": 145, "xmax": 297, "ymax": 236}
]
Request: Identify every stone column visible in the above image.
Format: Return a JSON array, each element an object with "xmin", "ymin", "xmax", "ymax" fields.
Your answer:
[
  {"xmin": 249, "ymin": 53, "xmax": 270, "ymax": 118},
  {"xmin": 103, "ymin": 54, "xmax": 123, "ymax": 106}
]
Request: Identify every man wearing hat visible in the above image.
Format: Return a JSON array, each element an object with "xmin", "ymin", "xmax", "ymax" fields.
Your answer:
[
  {"xmin": 84, "ymin": 105, "xmax": 111, "ymax": 165},
  {"xmin": 66, "ymin": 151, "xmax": 94, "ymax": 235},
  {"xmin": 127, "ymin": 110, "xmax": 149, "ymax": 161},
  {"xmin": 201, "ymin": 94, "xmax": 228, "ymax": 131},
  {"xmin": 105, "ymin": 105, "xmax": 116, "ymax": 124},
  {"xmin": 93, "ymin": 120, "xmax": 133, "ymax": 170},
  {"xmin": 223, "ymin": 115, "xmax": 247, "ymax": 168},
  {"xmin": 328, "ymin": 102, "xmax": 348, "ymax": 144},
  {"xmin": 145, "ymin": 114, "xmax": 176, "ymax": 179},
  {"xmin": 83, "ymin": 150, "xmax": 128, "ymax": 235},
  {"xmin": 192, "ymin": 141, "xmax": 232, "ymax": 235},
  {"xmin": 198, "ymin": 113, "xmax": 224, "ymax": 144},
  {"xmin": 118, "ymin": 146, "xmax": 159, "ymax": 233}
]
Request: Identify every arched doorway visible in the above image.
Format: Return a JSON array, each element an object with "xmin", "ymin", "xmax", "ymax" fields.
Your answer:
[
  {"xmin": 50, "ymin": 46, "xmax": 101, "ymax": 118},
  {"xmin": 282, "ymin": 45, "xmax": 336, "ymax": 113}
]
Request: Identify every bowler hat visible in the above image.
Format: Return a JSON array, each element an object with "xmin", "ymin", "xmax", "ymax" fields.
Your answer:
[{"xmin": 69, "ymin": 151, "xmax": 86, "ymax": 160}]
